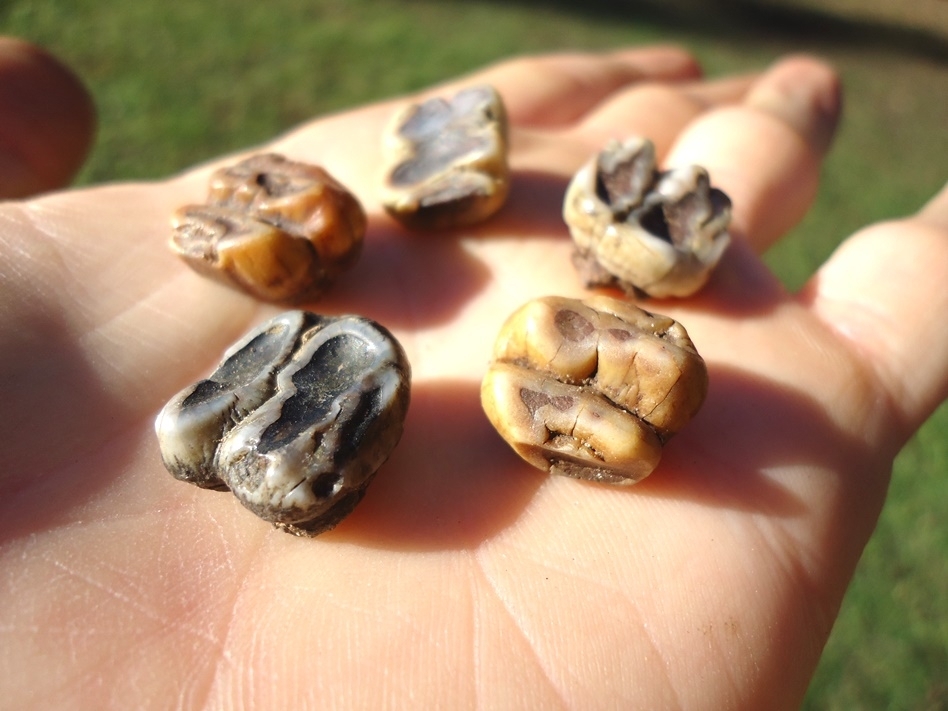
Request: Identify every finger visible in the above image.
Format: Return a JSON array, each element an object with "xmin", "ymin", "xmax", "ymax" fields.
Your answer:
[
  {"xmin": 682, "ymin": 72, "xmax": 759, "ymax": 106},
  {"xmin": 221, "ymin": 47, "xmax": 700, "ymax": 201},
  {"xmin": 431, "ymin": 46, "xmax": 702, "ymax": 128},
  {"xmin": 918, "ymin": 180, "xmax": 948, "ymax": 230},
  {"xmin": 0, "ymin": 38, "xmax": 96, "ymax": 198},
  {"xmin": 665, "ymin": 55, "xmax": 841, "ymax": 254},
  {"xmin": 507, "ymin": 72, "xmax": 758, "ymax": 185},
  {"xmin": 571, "ymin": 72, "xmax": 758, "ymax": 158},
  {"xmin": 803, "ymin": 181, "xmax": 948, "ymax": 444}
]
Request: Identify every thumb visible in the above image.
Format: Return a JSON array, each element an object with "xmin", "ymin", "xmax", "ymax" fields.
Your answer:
[{"xmin": 0, "ymin": 37, "xmax": 96, "ymax": 199}]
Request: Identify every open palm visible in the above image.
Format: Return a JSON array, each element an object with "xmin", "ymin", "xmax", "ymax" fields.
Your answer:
[{"xmin": 1, "ymin": 47, "xmax": 946, "ymax": 710}]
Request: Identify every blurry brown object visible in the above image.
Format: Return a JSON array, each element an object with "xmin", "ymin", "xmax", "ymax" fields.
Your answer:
[{"xmin": 0, "ymin": 38, "xmax": 96, "ymax": 198}]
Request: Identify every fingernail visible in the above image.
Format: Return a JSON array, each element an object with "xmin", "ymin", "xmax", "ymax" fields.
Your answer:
[{"xmin": 746, "ymin": 56, "xmax": 842, "ymax": 155}]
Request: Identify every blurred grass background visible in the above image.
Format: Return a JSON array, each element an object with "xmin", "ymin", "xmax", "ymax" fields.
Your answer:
[{"xmin": 3, "ymin": 0, "xmax": 946, "ymax": 707}]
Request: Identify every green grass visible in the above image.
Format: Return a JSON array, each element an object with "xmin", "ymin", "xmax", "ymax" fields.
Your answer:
[{"xmin": 4, "ymin": 0, "xmax": 947, "ymax": 707}]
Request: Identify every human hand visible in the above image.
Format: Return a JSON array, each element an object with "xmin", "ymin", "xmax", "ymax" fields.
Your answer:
[{"xmin": 1, "ymin": 46, "xmax": 946, "ymax": 710}]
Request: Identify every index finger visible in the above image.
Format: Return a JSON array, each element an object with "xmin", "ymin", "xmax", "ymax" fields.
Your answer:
[
  {"xmin": 451, "ymin": 46, "xmax": 702, "ymax": 128},
  {"xmin": 208, "ymin": 47, "xmax": 702, "ymax": 201}
]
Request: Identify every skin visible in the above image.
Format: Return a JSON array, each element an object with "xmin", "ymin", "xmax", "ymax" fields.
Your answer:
[
  {"xmin": 0, "ymin": 43, "xmax": 947, "ymax": 710},
  {"xmin": 0, "ymin": 37, "xmax": 96, "ymax": 197}
]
